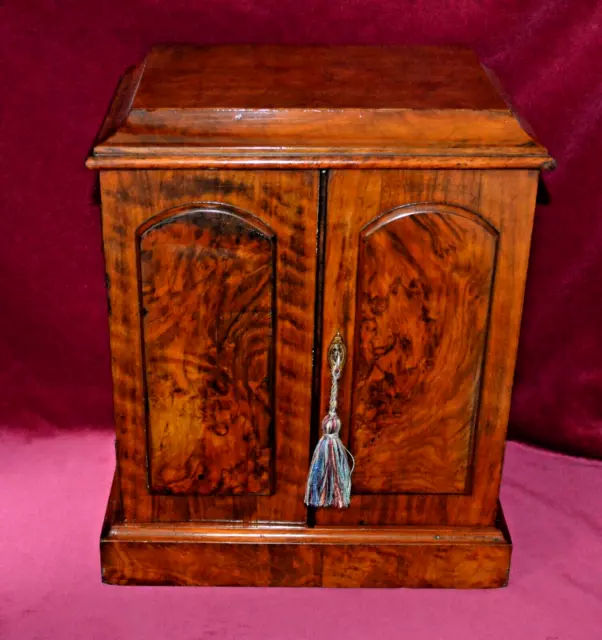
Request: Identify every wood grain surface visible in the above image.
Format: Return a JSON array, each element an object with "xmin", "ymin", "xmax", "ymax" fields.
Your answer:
[
  {"xmin": 89, "ymin": 45, "xmax": 550, "ymax": 588},
  {"xmin": 317, "ymin": 169, "xmax": 539, "ymax": 527},
  {"xmin": 101, "ymin": 538, "xmax": 511, "ymax": 588},
  {"xmin": 88, "ymin": 154, "xmax": 555, "ymax": 170},
  {"xmin": 87, "ymin": 45, "xmax": 553, "ymax": 170},
  {"xmin": 100, "ymin": 468, "xmax": 511, "ymax": 588},
  {"xmin": 351, "ymin": 205, "xmax": 497, "ymax": 494},
  {"xmin": 100, "ymin": 479, "xmax": 511, "ymax": 588},
  {"xmin": 139, "ymin": 204, "xmax": 275, "ymax": 495},
  {"xmin": 100, "ymin": 169, "xmax": 318, "ymax": 523},
  {"xmin": 133, "ymin": 45, "xmax": 508, "ymax": 110}
]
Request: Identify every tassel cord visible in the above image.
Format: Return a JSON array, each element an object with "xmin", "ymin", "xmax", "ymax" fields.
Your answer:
[
  {"xmin": 304, "ymin": 337, "xmax": 354, "ymax": 508},
  {"xmin": 325, "ymin": 356, "xmax": 354, "ymax": 473}
]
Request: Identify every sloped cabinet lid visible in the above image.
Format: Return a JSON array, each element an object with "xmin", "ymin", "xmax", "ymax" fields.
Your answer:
[{"xmin": 87, "ymin": 45, "xmax": 553, "ymax": 169}]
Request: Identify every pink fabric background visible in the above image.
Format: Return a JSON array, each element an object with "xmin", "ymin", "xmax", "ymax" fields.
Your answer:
[
  {"xmin": 2, "ymin": 430, "xmax": 602, "ymax": 638},
  {"xmin": 1, "ymin": 1, "xmax": 602, "ymax": 456}
]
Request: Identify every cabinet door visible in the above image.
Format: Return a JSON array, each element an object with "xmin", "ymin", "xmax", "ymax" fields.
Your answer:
[
  {"xmin": 101, "ymin": 170, "xmax": 318, "ymax": 524},
  {"xmin": 318, "ymin": 169, "xmax": 538, "ymax": 526}
]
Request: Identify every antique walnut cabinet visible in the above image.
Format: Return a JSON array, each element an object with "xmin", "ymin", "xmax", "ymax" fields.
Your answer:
[{"xmin": 87, "ymin": 45, "xmax": 553, "ymax": 588}]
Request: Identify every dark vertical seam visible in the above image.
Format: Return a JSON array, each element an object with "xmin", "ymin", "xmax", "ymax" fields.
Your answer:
[{"xmin": 307, "ymin": 169, "xmax": 328, "ymax": 528}]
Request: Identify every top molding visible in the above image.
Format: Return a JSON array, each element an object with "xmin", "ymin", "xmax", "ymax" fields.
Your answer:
[{"xmin": 87, "ymin": 45, "xmax": 554, "ymax": 170}]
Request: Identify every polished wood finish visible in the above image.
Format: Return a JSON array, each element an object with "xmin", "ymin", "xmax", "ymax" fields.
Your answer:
[
  {"xmin": 100, "ymin": 169, "xmax": 317, "ymax": 523},
  {"xmin": 101, "ymin": 470, "xmax": 512, "ymax": 588},
  {"xmin": 88, "ymin": 154, "xmax": 554, "ymax": 170},
  {"xmin": 317, "ymin": 169, "xmax": 539, "ymax": 527},
  {"xmin": 134, "ymin": 45, "xmax": 509, "ymax": 110},
  {"xmin": 139, "ymin": 204, "xmax": 275, "ymax": 496},
  {"xmin": 351, "ymin": 204, "xmax": 497, "ymax": 495},
  {"xmin": 87, "ymin": 45, "xmax": 553, "ymax": 170},
  {"xmin": 102, "ymin": 533, "xmax": 511, "ymax": 588},
  {"xmin": 89, "ymin": 45, "xmax": 551, "ymax": 588}
]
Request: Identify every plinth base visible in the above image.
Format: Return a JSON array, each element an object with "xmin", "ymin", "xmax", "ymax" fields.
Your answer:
[{"xmin": 101, "ymin": 473, "xmax": 511, "ymax": 588}]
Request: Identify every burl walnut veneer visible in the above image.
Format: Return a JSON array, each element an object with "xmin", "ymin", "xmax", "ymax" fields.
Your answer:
[{"xmin": 87, "ymin": 45, "xmax": 553, "ymax": 588}]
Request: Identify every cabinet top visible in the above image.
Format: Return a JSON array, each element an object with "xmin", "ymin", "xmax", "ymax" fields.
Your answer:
[
  {"xmin": 87, "ymin": 45, "xmax": 553, "ymax": 170},
  {"xmin": 133, "ymin": 45, "xmax": 506, "ymax": 111}
]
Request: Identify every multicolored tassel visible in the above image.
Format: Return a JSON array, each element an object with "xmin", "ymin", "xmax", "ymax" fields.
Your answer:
[{"xmin": 305, "ymin": 333, "xmax": 354, "ymax": 508}]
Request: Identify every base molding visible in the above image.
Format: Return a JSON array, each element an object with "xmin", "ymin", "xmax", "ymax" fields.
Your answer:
[{"xmin": 101, "ymin": 476, "xmax": 512, "ymax": 588}]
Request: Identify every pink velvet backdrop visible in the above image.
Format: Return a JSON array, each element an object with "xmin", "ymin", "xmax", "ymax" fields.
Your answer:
[{"xmin": 2, "ymin": 0, "xmax": 601, "ymax": 456}]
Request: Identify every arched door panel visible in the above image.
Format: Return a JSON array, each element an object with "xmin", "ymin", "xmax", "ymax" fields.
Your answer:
[
  {"xmin": 138, "ymin": 204, "xmax": 276, "ymax": 495},
  {"xmin": 351, "ymin": 206, "xmax": 497, "ymax": 494}
]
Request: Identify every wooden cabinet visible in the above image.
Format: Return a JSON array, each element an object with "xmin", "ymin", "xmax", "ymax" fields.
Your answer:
[{"xmin": 88, "ymin": 45, "xmax": 553, "ymax": 588}]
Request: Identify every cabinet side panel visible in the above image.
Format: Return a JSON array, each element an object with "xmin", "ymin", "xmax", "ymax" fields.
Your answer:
[
  {"xmin": 100, "ymin": 170, "xmax": 318, "ymax": 523},
  {"xmin": 139, "ymin": 206, "xmax": 275, "ymax": 496},
  {"xmin": 318, "ymin": 169, "xmax": 538, "ymax": 526}
]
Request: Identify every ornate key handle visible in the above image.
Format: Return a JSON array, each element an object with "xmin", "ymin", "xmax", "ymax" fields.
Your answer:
[{"xmin": 305, "ymin": 332, "xmax": 354, "ymax": 508}]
